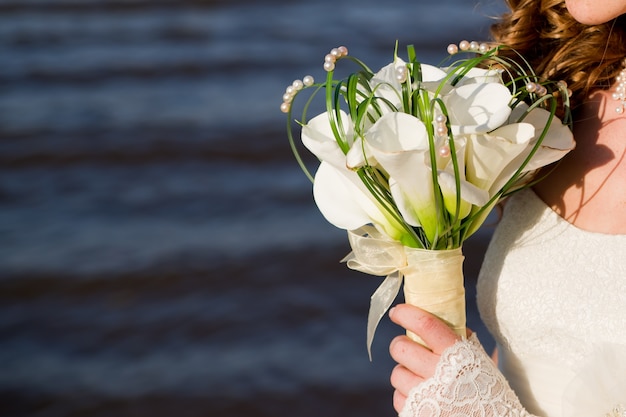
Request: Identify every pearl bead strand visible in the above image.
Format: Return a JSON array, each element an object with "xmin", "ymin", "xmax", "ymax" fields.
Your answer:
[
  {"xmin": 435, "ymin": 114, "xmax": 451, "ymax": 158},
  {"xmin": 323, "ymin": 46, "xmax": 349, "ymax": 72},
  {"xmin": 447, "ymin": 40, "xmax": 491, "ymax": 56},
  {"xmin": 612, "ymin": 58, "xmax": 626, "ymax": 115},
  {"xmin": 280, "ymin": 46, "xmax": 348, "ymax": 113},
  {"xmin": 280, "ymin": 75, "xmax": 314, "ymax": 113}
]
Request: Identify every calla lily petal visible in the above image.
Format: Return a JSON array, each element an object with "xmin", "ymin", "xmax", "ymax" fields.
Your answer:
[
  {"xmin": 509, "ymin": 104, "xmax": 575, "ymax": 171},
  {"xmin": 370, "ymin": 61, "xmax": 449, "ymax": 111},
  {"xmin": 447, "ymin": 83, "xmax": 512, "ymax": 134},
  {"xmin": 365, "ymin": 112, "xmax": 440, "ymax": 241},
  {"xmin": 313, "ymin": 162, "xmax": 408, "ymax": 243},
  {"xmin": 313, "ymin": 161, "xmax": 373, "ymax": 230},
  {"xmin": 368, "ymin": 60, "xmax": 407, "ymax": 110},
  {"xmin": 302, "ymin": 110, "xmax": 354, "ymax": 168},
  {"xmin": 420, "ymin": 64, "xmax": 448, "ymax": 82},
  {"xmin": 437, "ymin": 170, "xmax": 490, "ymax": 218},
  {"xmin": 452, "ymin": 67, "xmax": 504, "ymax": 87},
  {"xmin": 465, "ymin": 122, "xmax": 536, "ymax": 193},
  {"xmin": 444, "ymin": 175, "xmax": 490, "ymax": 207},
  {"xmin": 346, "ymin": 137, "xmax": 375, "ymax": 170},
  {"xmin": 366, "ymin": 112, "xmax": 429, "ymax": 152}
]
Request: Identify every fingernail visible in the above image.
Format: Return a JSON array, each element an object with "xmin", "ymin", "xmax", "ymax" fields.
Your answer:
[{"xmin": 389, "ymin": 306, "xmax": 396, "ymax": 317}]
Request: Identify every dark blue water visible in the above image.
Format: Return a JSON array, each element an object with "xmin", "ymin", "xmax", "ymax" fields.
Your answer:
[{"xmin": 0, "ymin": 1, "xmax": 503, "ymax": 416}]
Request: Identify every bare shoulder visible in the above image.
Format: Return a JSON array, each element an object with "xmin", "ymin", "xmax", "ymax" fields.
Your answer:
[{"xmin": 533, "ymin": 89, "xmax": 626, "ymax": 234}]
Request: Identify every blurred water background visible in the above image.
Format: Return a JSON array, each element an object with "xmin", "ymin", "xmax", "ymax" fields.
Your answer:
[{"xmin": 0, "ymin": 0, "xmax": 505, "ymax": 416}]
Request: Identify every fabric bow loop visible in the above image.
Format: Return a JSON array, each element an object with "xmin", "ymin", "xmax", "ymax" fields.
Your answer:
[{"xmin": 342, "ymin": 226, "xmax": 410, "ymax": 360}]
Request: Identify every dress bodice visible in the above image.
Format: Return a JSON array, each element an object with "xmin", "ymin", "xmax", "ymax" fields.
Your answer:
[{"xmin": 477, "ymin": 188, "xmax": 626, "ymax": 417}]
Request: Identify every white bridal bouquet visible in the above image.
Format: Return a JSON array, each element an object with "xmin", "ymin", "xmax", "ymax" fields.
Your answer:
[{"xmin": 280, "ymin": 42, "xmax": 575, "ymax": 358}]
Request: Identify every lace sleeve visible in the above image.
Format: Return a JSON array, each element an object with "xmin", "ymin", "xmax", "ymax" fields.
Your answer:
[{"xmin": 400, "ymin": 333, "xmax": 538, "ymax": 417}]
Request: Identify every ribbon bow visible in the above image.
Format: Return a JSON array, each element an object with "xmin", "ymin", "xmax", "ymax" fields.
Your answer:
[{"xmin": 341, "ymin": 226, "xmax": 411, "ymax": 360}]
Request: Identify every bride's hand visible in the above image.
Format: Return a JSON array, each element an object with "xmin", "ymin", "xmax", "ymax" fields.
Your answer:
[{"xmin": 388, "ymin": 304, "xmax": 462, "ymax": 413}]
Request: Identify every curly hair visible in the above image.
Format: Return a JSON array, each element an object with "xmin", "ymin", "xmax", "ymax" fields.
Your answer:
[{"xmin": 491, "ymin": 0, "xmax": 626, "ymax": 107}]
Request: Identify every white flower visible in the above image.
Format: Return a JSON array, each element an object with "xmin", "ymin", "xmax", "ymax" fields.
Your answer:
[
  {"xmin": 369, "ymin": 59, "xmax": 448, "ymax": 112},
  {"xmin": 301, "ymin": 110, "xmax": 354, "ymax": 170},
  {"xmin": 507, "ymin": 102, "xmax": 576, "ymax": 175},
  {"xmin": 291, "ymin": 46, "xmax": 575, "ymax": 248},
  {"xmin": 435, "ymin": 136, "xmax": 489, "ymax": 220},
  {"xmin": 444, "ymin": 82, "xmax": 513, "ymax": 135},
  {"xmin": 349, "ymin": 112, "xmax": 484, "ymax": 243},
  {"xmin": 464, "ymin": 122, "xmax": 537, "ymax": 195},
  {"xmin": 302, "ymin": 110, "xmax": 411, "ymax": 244},
  {"xmin": 357, "ymin": 112, "xmax": 439, "ymax": 242}
]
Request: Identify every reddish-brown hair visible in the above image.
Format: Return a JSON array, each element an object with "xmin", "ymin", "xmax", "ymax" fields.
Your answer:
[{"xmin": 491, "ymin": 0, "xmax": 626, "ymax": 107}]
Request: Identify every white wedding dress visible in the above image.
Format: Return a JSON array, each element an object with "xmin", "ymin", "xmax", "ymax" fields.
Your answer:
[{"xmin": 400, "ymin": 189, "xmax": 626, "ymax": 417}]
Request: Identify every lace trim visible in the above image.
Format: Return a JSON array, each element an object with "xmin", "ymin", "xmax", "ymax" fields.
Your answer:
[{"xmin": 400, "ymin": 333, "xmax": 535, "ymax": 417}]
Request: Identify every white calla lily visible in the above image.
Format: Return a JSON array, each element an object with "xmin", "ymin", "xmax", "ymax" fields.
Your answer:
[
  {"xmin": 370, "ymin": 60, "xmax": 448, "ymax": 111},
  {"xmin": 313, "ymin": 162, "xmax": 373, "ymax": 230},
  {"xmin": 363, "ymin": 112, "xmax": 440, "ymax": 243},
  {"xmin": 435, "ymin": 136, "xmax": 489, "ymax": 219},
  {"xmin": 452, "ymin": 67, "xmax": 504, "ymax": 87},
  {"xmin": 420, "ymin": 63, "xmax": 450, "ymax": 82},
  {"xmin": 368, "ymin": 60, "xmax": 406, "ymax": 110},
  {"xmin": 303, "ymin": 110, "xmax": 413, "ymax": 241},
  {"xmin": 346, "ymin": 136, "xmax": 383, "ymax": 170},
  {"xmin": 312, "ymin": 161, "xmax": 410, "ymax": 244},
  {"xmin": 465, "ymin": 122, "xmax": 536, "ymax": 194},
  {"xmin": 437, "ymin": 170, "xmax": 489, "ymax": 219},
  {"xmin": 302, "ymin": 110, "xmax": 354, "ymax": 168},
  {"xmin": 509, "ymin": 103, "xmax": 576, "ymax": 172},
  {"xmin": 446, "ymin": 82, "xmax": 513, "ymax": 135},
  {"xmin": 288, "ymin": 45, "xmax": 574, "ymax": 250}
]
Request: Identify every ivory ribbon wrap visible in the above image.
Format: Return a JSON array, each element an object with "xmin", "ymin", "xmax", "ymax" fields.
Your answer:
[{"xmin": 342, "ymin": 226, "xmax": 466, "ymax": 359}]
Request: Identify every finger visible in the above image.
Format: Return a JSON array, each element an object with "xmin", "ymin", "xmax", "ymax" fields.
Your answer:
[
  {"xmin": 390, "ymin": 364, "xmax": 424, "ymax": 397},
  {"xmin": 389, "ymin": 334, "xmax": 439, "ymax": 379},
  {"xmin": 393, "ymin": 389, "xmax": 406, "ymax": 413},
  {"xmin": 389, "ymin": 303, "xmax": 460, "ymax": 354}
]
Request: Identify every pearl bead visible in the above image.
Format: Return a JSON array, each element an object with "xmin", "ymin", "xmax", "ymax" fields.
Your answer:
[
  {"xmin": 338, "ymin": 46, "xmax": 348, "ymax": 56},
  {"xmin": 438, "ymin": 145, "xmax": 451, "ymax": 158},
  {"xmin": 612, "ymin": 61, "xmax": 626, "ymax": 115},
  {"xmin": 286, "ymin": 86, "xmax": 295, "ymax": 95},
  {"xmin": 479, "ymin": 43, "xmax": 489, "ymax": 53},
  {"xmin": 325, "ymin": 54, "xmax": 335, "ymax": 63},
  {"xmin": 396, "ymin": 66, "xmax": 408, "ymax": 83},
  {"xmin": 303, "ymin": 75, "xmax": 314, "ymax": 86},
  {"xmin": 280, "ymin": 102, "xmax": 290, "ymax": 113},
  {"xmin": 324, "ymin": 61, "xmax": 335, "ymax": 72},
  {"xmin": 447, "ymin": 44, "xmax": 458, "ymax": 55},
  {"xmin": 282, "ymin": 93, "xmax": 293, "ymax": 103},
  {"xmin": 459, "ymin": 40, "xmax": 470, "ymax": 51},
  {"xmin": 526, "ymin": 82, "xmax": 537, "ymax": 93},
  {"xmin": 435, "ymin": 114, "xmax": 446, "ymax": 124},
  {"xmin": 330, "ymin": 48, "xmax": 341, "ymax": 57},
  {"xmin": 292, "ymin": 79, "xmax": 304, "ymax": 90},
  {"xmin": 436, "ymin": 125, "xmax": 448, "ymax": 136},
  {"xmin": 469, "ymin": 41, "xmax": 479, "ymax": 51}
]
